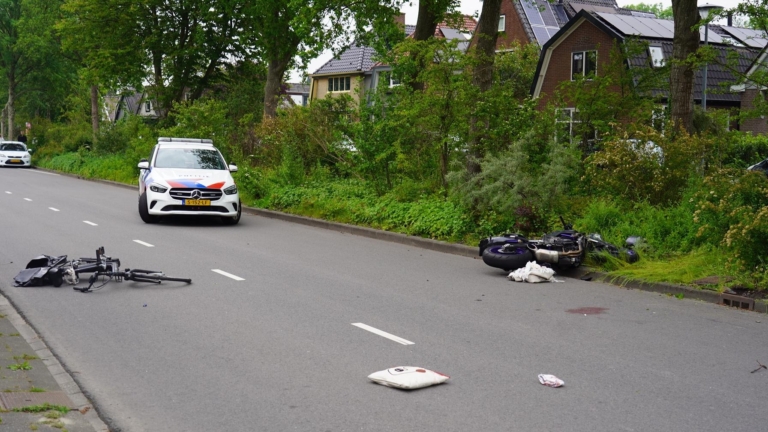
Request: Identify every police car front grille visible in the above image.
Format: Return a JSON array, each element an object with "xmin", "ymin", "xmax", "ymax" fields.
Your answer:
[{"xmin": 168, "ymin": 188, "xmax": 223, "ymax": 201}]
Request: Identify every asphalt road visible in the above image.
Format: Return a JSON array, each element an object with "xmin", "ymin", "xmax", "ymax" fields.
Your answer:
[{"xmin": 0, "ymin": 167, "xmax": 766, "ymax": 432}]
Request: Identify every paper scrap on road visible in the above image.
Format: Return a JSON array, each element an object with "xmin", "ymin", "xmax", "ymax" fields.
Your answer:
[{"xmin": 538, "ymin": 374, "xmax": 564, "ymax": 388}]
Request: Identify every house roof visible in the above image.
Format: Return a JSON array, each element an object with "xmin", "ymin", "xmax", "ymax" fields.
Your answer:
[
  {"xmin": 312, "ymin": 25, "xmax": 417, "ymax": 76},
  {"xmin": 286, "ymin": 83, "xmax": 310, "ymax": 94},
  {"xmin": 531, "ymin": 10, "xmax": 765, "ymax": 102},
  {"xmin": 436, "ymin": 15, "xmax": 478, "ymax": 33},
  {"xmin": 513, "ymin": 0, "xmax": 626, "ymax": 46}
]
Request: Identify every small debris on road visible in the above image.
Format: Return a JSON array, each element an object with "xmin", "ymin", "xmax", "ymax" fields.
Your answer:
[
  {"xmin": 538, "ymin": 374, "xmax": 564, "ymax": 388},
  {"xmin": 368, "ymin": 366, "xmax": 449, "ymax": 390},
  {"xmin": 750, "ymin": 361, "xmax": 766, "ymax": 374}
]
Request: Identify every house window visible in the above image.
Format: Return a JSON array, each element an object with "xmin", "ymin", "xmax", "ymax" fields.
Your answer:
[
  {"xmin": 498, "ymin": 15, "xmax": 506, "ymax": 32},
  {"xmin": 144, "ymin": 101, "xmax": 152, "ymax": 113},
  {"xmin": 328, "ymin": 77, "xmax": 351, "ymax": 92},
  {"xmin": 185, "ymin": 92, "xmax": 192, "ymax": 101},
  {"xmin": 648, "ymin": 46, "xmax": 664, "ymax": 68},
  {"xmin": 383, "ymin": 71, "xmax": 400, "ymax": 88},
  {"xmin": 571, "ymin": 50, "xmax": 597, "ymax": 80},
  {"xmin": 555, "ymin": 108, "xmax": 579, "ymax": 139}
]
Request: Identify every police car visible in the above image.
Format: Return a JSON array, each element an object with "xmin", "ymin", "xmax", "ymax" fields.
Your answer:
[{"xmin": 137, "ymin": 138, "xmax": 241, "ymax": 225}]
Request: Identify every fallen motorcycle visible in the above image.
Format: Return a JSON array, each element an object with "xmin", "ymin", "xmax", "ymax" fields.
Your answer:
[{"xmin": 479, "ymin": 218, "xmax": 639, "ymax": 271}]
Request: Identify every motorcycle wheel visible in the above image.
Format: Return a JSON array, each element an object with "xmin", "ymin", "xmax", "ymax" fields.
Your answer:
[{"xmin": 482, "ymin": 245, "xmax": 534, "ymax": 271}]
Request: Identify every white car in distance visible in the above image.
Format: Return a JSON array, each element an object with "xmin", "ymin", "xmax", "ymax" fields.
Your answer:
[
  {"xmin": 0, "ymin": 141, "xmax": 32, "ymax": 167},
  {"xmin": 138, "ymin": 137, "xmax": 241, "ymax": 225}
]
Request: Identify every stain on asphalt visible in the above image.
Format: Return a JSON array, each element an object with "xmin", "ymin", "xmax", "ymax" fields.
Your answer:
[{"xmin": 566, "ymin": 307, "xmax": 608, "ymax": 315}]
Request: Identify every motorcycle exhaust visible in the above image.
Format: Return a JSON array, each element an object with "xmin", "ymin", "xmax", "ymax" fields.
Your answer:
[{"xmin": 533, "ymin": 249, "xmax": 560, "ymax": 264}]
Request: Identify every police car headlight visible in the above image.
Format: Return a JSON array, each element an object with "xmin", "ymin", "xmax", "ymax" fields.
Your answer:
[
  {"xmin": 223, "ymin": 185, "xmax": 238, "ymax": 195},
  {"xmin": 149, "ymin": 183, "xmax": 168, "ymax": 193}
]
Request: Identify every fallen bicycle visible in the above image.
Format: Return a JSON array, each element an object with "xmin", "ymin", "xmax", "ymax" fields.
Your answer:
[{"xmin": 13, "ymin": 247, "xmax": 191, "ymax": 293}]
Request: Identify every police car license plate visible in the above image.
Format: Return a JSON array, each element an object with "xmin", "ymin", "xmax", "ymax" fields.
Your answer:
[{"xmin": 184, "ymin": 199, "xmax": 210, "ymax": 206}]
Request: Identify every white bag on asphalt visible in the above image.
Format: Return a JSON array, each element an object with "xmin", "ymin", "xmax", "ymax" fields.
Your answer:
[
  {"xmin": 368, "ymin": 366, "xmax": 449, "ymax": 390},
  {"xmin": 508, "ymin": 261, "xmax": 560, "ymax": 283}
]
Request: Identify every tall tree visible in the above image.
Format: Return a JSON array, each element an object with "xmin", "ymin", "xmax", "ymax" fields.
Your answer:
[
  {"xmin": 254, "ymin": 0, "xmax": 402, "ymax": 119},
  {"xmin": 59, "ymin": 0, "xmax": 257, "ymax": 118},
  {"xmin": 670, "ymin": 0, "xmax": 700, "ymax": 133},
  {"xmin": 407, "ymin": 0, "xmax": 457, "ymax": 91},
  {"xmin": 0, "ymin": 0, "xmax": 65, "ymax": 138},
  {"xmin": 466, "ymin": 0, "xmax": 502, "ymax": 175},
  {"xmin": 413, "ymin": 0, "xmax": 456, "ymax": 41}
]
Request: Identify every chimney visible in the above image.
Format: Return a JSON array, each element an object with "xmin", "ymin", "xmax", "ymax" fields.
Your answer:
[{"xmin": 395, "ymin": 13, "xmax": 405, "ymax": 28}]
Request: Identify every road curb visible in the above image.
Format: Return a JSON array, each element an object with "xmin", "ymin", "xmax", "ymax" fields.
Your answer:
[
  {"xmin": 33, "ymin": 166, "xmax": 135, "ymax": 191},
  {"xmin": 35, "ymin": 166, "xmax": 766, "ymax": 313},
  {"xmin": 241, "ymin": 206, "xmax": 479, "ymax": 258}
]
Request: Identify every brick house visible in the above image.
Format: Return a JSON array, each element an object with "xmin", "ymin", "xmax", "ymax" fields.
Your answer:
[
  {"xmin": 496, "ymin": 0, "xmax": 653, "ymax": 50},
  {"xmin": 530, "ymin": 10, "xmax": 768, "ymax": 134}
]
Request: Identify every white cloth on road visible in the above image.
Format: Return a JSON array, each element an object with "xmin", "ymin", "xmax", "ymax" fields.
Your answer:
[{"xmin": 508, "ymin": 261, "xmax": 562, "ymax": 283}]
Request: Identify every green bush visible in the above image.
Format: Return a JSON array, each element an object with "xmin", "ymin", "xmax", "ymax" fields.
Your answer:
[{"xmin": 693, "ymin": 168, "xmax": 768, "ymax": 286}]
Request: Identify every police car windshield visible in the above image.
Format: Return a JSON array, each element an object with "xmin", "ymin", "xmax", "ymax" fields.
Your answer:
[{"xmin": 154, "ymin": 148, "xmax": 225, "ymax": 170}]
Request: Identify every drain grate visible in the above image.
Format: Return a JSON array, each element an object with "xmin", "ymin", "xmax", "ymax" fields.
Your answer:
[
  {"xmin": 720, "ymin": 293, "xmax": 754, "ymax": 311},
  {"xmin": 0, "ymin": 391, "xmax": 76, "ymax": 410}
]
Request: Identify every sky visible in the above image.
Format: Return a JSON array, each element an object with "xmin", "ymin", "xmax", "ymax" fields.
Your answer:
[{"xmin": 291, "ymin": 0, "xmax": 744, "ymax": 81}]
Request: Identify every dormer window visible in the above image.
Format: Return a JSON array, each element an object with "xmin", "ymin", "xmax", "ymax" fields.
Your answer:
[
  {"xmin": 145, "ymin": 101, "xmax": 152, "ymax": 112},
  {"xmin": 649, "ymin": 46, "xmax": 665, "ymax": 68},
  {"xmin": 498, "ymin": 15, "xmax": 506, "ymax": 32}
]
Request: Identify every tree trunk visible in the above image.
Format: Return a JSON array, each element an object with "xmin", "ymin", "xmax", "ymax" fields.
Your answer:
[
  {"xmin": 91, "ymin": 84, "xmax": 99, "ymax": 144},
  {"xmin": 412, "ymin": 0, "xmax": 443, "ymax": 41},
  {"xmin": 7, "ymin": 77, "xmax": 14, "ymax": 141},
  {"xmin": 1, "ymin": 105, "xmax": 6, "ymax": 139},
  {"xmin": 670, "ymin": 0, "xmax": 699, "ymax": 133},
  {"xmin": 409, "ymin": 0, "xmax": 453, "ymax": 91},
  {"xmin": 467, "ymin": 0, "xmax": 503, "ymax": 175},
  {"xmin": 263, "ymin": 53, "xmax": 291, "ymax": 119}
]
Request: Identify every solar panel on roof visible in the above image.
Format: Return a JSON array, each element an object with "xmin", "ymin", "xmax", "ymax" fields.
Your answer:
[
  {"xmin": 522, "ymin": 0, "xmax": 544, "ymax": 26},
  {"xmin": 532, "ymin": 26, "xmax": 551, "ymax": 44},
  {"xmin": 538, "ymin": 0, "xmax": 559, "ymax": 27},
  {"xmin": 720, "ymin": 26, "xmax": 768, "ymax": 48},
  {"xmin": 596, "ymin": 12, "xmax": 726, "ymax": 44},
  {"xmin": 522, "ymin": 0, "xmax": 559, "ymax": 45}
]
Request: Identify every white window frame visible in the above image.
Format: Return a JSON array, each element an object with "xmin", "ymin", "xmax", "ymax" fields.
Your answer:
[
  {"xmin": 571, "ymin": 50, "xmax": 597, "ymax": 81},
  {"xmin": 648, "ymin": 46, "xmax": 664, "ymax": 68},
  {"xmin": 555, "ymin": 108, "xmax": 579, "ymax": 140},
  {"xmin": 328, "ymin": 76, "xmax": 351, "ymax": 93},
  {"xmin": 498, "ymin": 15, "xmax": 506, "ymax": 32},
  {"xmin": 144, "ymin": 101, "xmax": 152, "ymax": 113}
]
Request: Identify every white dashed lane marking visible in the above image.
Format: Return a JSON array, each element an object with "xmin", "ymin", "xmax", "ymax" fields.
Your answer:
[
  {"xmin": 49, "ymin": 207, "xmax": 60, "ymax": 212},
  {"xmin": 24, "ymin": 198, "xmax": 32, "ymax": 201},
  {"xmin": 133, "ymin": 240, "xmax": 154, "ymax": 247},
  {"xmin": 211, "ymin": 269, "xmax": 245, "ymax": 281},
  {"xmin": 351, "ymin": 323, "xmax": 415, "ymax": 346},
  {"xmin": 83, "ymin": 221, "xmax": 98, "ymax": 226},
  {"xmin": 4, "ymin": 191, "xmax": 10, "ymax": 194}
]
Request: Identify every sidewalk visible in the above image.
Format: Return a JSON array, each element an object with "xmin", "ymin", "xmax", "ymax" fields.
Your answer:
[{"xmin": 0, "ymin": 294, "xmax": 107, "ymax": 432}]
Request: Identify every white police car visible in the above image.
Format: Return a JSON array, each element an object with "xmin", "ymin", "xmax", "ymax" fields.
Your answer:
[
  {"xmin": 0, "ymin": 141, "xmax": 32, "ymax": 167},
  {"xmin": 138, "ymin": 137, "xmax": 241, "ymax": 225}
]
